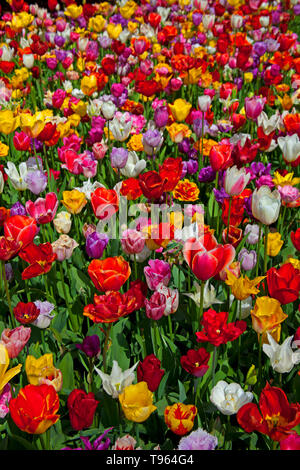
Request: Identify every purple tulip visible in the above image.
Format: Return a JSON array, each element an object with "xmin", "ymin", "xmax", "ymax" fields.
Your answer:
[
  {"xmin": 238, "ymin": 248, "xmax": 257, "ymax": 271},
  {"xmin": 76, "ymin": 335, "xmax": 101, "ymax": 358},
  {"xmin": 154, "ymin": 106, "xmax": 169, "ymax": 128},
  {"xmin": 10, "ymin": 201, "xmax": 26, "ymax": 216},
  {"xmin": 25, "ymin": 170, "xmax": 47, "ymax": 195},
  {"xmin": 86, "ymin": 232, "xmax": 109, "ymax": 259},
  {"xmin": 198, "ymin": 166, "xmax": 216, "ymax": 183},
  {"xmin": 110, "ymin": 147, "xmax": 128, "ymax": 169}
]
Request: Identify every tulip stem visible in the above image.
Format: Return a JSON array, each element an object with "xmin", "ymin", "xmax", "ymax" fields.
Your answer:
[
  {"xmin": 258, "ymin": 333, "xmax": 263, "ymax": 388},
  {"xmin": 1, "ymin": 261, "xmax": 16, "ymax": 329},
  {"xmin": 198, "ymin": 280, "xmax": 205, "ymax": 330},
  {"xmin": 255, "ymin": 224, "xmax": 263, "ymax": 278},
  {"xmin": 102, "ymin": 324, "xmax": 112, "ymax": 374},
  {"xmin": 264, "ymin": 225, "xmax": 269, "ymax": 275},
  {"xmin": 226, "ymin": 197, "xmax": 232, "ymax": 243},
  {"xmin": 211, "ymin": 346, "xmax": 218, "ymax": 387},
  {"xmin": 59, "ymin": 263, "xmax": 75, "ymax": 331}
]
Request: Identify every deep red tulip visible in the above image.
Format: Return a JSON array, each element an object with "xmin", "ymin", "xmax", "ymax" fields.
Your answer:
[
  {"xmin": 196, "ymin": 309, "xmax": 247, "ymax": 347},
  {"xmin": 267, "ymin": 263, "xmax": 300, "ymax": 305}
]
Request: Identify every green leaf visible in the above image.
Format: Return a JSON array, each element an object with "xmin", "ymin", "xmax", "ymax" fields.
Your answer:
[
  {"xmin": 178, "ymin": 380, "xmax": 187, "ymax": 402},
  {"xmin": 58, "ymin": 352, "xmax": 75, "ymax": 391}
]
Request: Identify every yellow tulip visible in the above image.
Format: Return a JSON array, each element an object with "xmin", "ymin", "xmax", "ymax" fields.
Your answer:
[
  {"xmin": 0, "ymin": 142, "xmax": 9, "ymax": 157},
  {"xmin": 67, "ymin": 114, "xmax": 81, "ymax": 128},
  {"xmin": 25, "ymin": 353, "xmax": 54, "ymax": 386},
  {"xmin": 166, "ymin": 123, "xmax": 191, "ymax": 143},
  {"xmin": 119, "ymin": 381, "xmax": 156, "ymax": 423},
  {"xmin": 225, "ymin": 271, "xmax": 265, "ymax": 301},
  {"xmin": 106, "ymin": 23, "xmax": 123, "ymax": 40},
  {"xmin": 19, "ymin": 112, "xmax": 45, "ymax": 139},
  {"xmin": 169, "ymin": 98, "xmax": 192, "ymax": 122},
  {"xmin": 71, "ymin": 100, "xmax": 87, "ymax": 117},
  {"xmin": 0, "ymin": 344, "xmax": 22, "ymax": 394},
  {"xmin": 64, "ymin": 4, "xmax": 83, "ymax": 19},
  {"xmin": 0, "ymin": 110, "xmax": 18, "ymax": 135},
  {"xmin": 88, "ymin": 15, "xmax": 106, "ymax": 33},
  {"xmin": 266, "ymin": 232, "xmax": 283, "ymax": 257},
  {"xmin": 251, "ymin": 296, "xmax": 287, "ymax": 344},
  {"xmin": 61, "ymin": 190, "xmax": 87, "ymax": 215},
  {"xmin": 80, "ymin": 75, "xmax": 97, "ymax": 97},
  {"xmin": 120, "ymin": 0, "xmax": 138, "ymax": 19}
]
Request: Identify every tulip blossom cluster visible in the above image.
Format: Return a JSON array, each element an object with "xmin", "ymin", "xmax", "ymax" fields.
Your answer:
[{"xmin": 0, "ymin": 0, "xmax": 299, "ymax": 453}]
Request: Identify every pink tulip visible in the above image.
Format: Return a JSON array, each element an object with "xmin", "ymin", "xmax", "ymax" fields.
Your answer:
[
  {"xmin": 144, "ymin": 259, "xmax": 171, "ymax": 290},
  {"xmin": 121, "ymin": 229, "xmax": 145, "ymax": 255},
  {"xmin": 26, "ymin": 192, "xmax": 58, "ymax": 224},
  {"xmin": 1, "ymin": 326, "xmax": 31, "ymax": 358},
  {"xmin": 244, "ymin": 96, "xmax": 266, "ymax": 121},
  {"xmin": 145, "ymin": 292, "xmax": 166, "ymax": 320}
]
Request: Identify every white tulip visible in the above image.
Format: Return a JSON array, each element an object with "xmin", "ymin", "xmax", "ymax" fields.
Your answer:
[
  {"xmin": 263, "ymin": 333, "xmax": 300, "ymax": 374},
  {"xmin": 101, "ymin": 101, "xmax": 116, "ymax": 120},
  {"xmin": 251, "ymin": 186, "xmax": 281, "ymax": 225},
  {"xmin": 110, "ymin": 114, "xmax": 132, "ymax": 142},
  {"xmin": 231, "ymin": 14, "xmax": 243, "ymax": 30},
  {"xmin": 210, "ymin": 381, "xmax": 253, "ymax": 415},
  {"xmin": 5, "ymin": 162, "xmax": 28, "ymax": 191},
  {"xmin": 23, "ymin": 53, "xmax": 34, "ymax": 69},
  {"xmin": 120, "ymin": 151, "xmax": 146, "ymax": 178},
  {"xmin": 198, "ymin": 95, "xmax": 211, "ymax": 112},
  {"xmin": 202, "ymin": 14, "xmax": 215, "ymax": 30},
  {"xmin": 224, "ymin": 165, "xmax": 251, "ymax": 196},
  {"xmin": 94, "ymin": 360, "xmax": 138, "ymax": 399},
  {"xmin": 185, "ymin": 281, "xmax": 224, "ymax": 310},
  {"xmin": 257, "ymin": 111, "xmax": 281, "ymax": 135},
  {"xmin": 277, "ymin": 134, "xmax": 300, "ymax": 164},
  {"xmin": 0, "ymin": 172, "xmax": 3, "ymax": 194}
]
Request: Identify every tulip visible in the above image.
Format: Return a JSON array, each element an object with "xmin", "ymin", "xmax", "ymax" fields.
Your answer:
[
  {"xmin": 198, "ymin": 95, "xmax": 211, "ymax": 112},
  {"xmin": 251, "ymin": 186, "xmax": 281, "ymax": 225},
  {"xmin": 121, "ymin": 229, "xmax": 145, "ymax": 255},
  {"xmin": 238, "ymin": 248, "xmax": 257, "ymax": 271},
  {"xmin": 231, "ymin": 14, "xmax": 243, "ymax": 29},
  {"xmin": 0, "ymin": 326, "xmax": 31, "ymax": 358},
  {"xmin": 244, "ymin": 96, "xmax": 266, "ymax": 121},
  {"xmin": 165, "ymin": 403, "xmax": 197, "ymax": 436},
  {"xmin": 32, "ymin": 301, "xmax": 55, "ymax": 329},
  {"xmin": 145, "ymin": 292, "xmax": 167, "ymax": 320},
  {"xmin": 0, "ymin": 343, "xmax": 22, "ymax": 394},
  {"xmin": 94, "ymin": 360, "xmax": 138, "ymax": 399},
  {"xmin": 263, "ymin": 333, "xmax": 300, "ymax": 374},
  {"xmin": 277, "ymin": 134, "xmax": 300, "ymax": 166},
  {"xmin": 224, "ymin": 165, "xmax": 250, "ymax": 196},
  {"xmin": 169, "ymin": 99, "xmax": 192, "ymax": 122},
  {"xmin": 26, "ymin": 193, "xmax": 58, "ymax": 224},
  {"xmin": 51, "ymin": 235, "xmax": 78, "ymax": 262},
  {"xmin": 119, "ymin": 381, "xmax": 157, "ymax": 423},
  {"xmin": 120, "ymin": 151, "xmax": 147, "ymax": 178},
  {"xmin": 110, "ymin": 147, "xmax": 128, "ymax": 169},
  {"xmin": 53, "ymin": 211, "xmax": 72, "ymax": 234},
  {"xmin": 210, "ymin": 381, "xmax": 253, "ymax": 415},
  {"xmin": 76, "ymin": 335, "xmax": 101, "ymax": 358},
  {"xmin": 5, "ymin": 162, "xmax": 28, "ymax": 191},
  {"xmin": 23, "ymin": 53, "xmax": 34, "ymax": 69},
  {"xmin": 9, "ymin": 384, "xmax": 60, "ymax": 434},
  {"xmin": 144, "ymin": 259, "xmax": 171, "ymax": 290}
]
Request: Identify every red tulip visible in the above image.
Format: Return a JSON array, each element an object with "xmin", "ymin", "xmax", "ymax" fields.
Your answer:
[
  {"xmin": 237, "ymin": 383, "xmax": 300, "ymax": 442},
  {"xmin": 19, "ymin": 242, "xmax": 57, "ymax": 280},
  {"xmin": 183, "ymin": 231, "xmax": 235, "ymax": 281},
  {"xmin": 196, "ymin": 309, "xmax": 247, "ymax": 347},
  {"xmin": 209, "ymin": 143, "xmax": 233, "ymax": 171},
  {"xmin": 180, "ymin": 348, "xmax": 210, "ymax": 377},
  {"xmin": 4, "ymin": 215, "xmax": 39, "ymax": 249},
  {"xmin": 291, "ymin": 228, "xmax": 300, "ymax": 251},
  {"xmin": 267, "ymin": 263, "xmax": 300, "ymax": 305},
  {"xmin": 137, "ymin": 354, "xmax": 165, "ymax": 392},
  {"xmin": 67, "ymin": 389, "xmax": 98, "ymax": 431}
]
